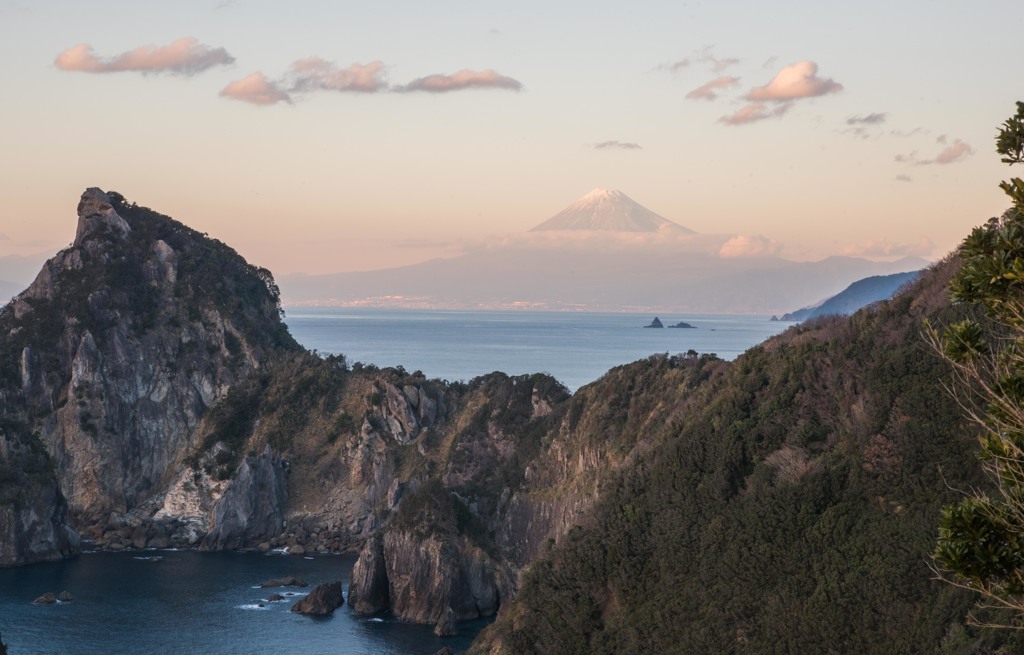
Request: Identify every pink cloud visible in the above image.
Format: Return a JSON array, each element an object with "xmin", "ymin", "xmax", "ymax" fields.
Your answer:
[
  {"xmin": 746, "ymin": 61, "xmax": 842, "ymax": 101},
  {"xmin": 839, "ymin": 236, "xmax": 933, "ymax": 258},
  {"xmin": 686, "ymin": 76, "xmax": 739, "ymax": 101},
  {"xmin": 895, "ymin": 138, "xmax": 973, "ymax": 166},
  {"xmin": 935, "ymin": 139, "xmax": 973, "ymax": 164},
  {"xmin": 287, "ymin": 58, "xmax": 386, "ymax": 93},
  {"xmin": 399, "ymin": 69, "xmax": 522, "ymax": 92},
  {"xmin": 219, "ymin": 72, "xmax": 292, "ymax": 106},
  {"xmin": 55, "ymin": 37, "xmax": 234, "ymax": 75},
  {"xmin": 720, "ymin": 102, "xmax": 792, "ymax": 126},
  {"xmin": 718, "ymin": 235, "xmax": 781, "ymax": 258}
]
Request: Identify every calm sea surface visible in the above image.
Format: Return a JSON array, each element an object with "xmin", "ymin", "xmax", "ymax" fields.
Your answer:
[
  {"xmin": 284, "ymin": 308, "xmax": 791, "ymax": 392},
  {"xmin": 0, "ymin": 551, "xmax": 489, "ymax": 655},
  {"xmin": 0, "ymin": 310, "xmax": 790, "ymax": 654}
]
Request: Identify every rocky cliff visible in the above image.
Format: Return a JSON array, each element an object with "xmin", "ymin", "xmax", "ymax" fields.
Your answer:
[
  {"xmin": 0, "ymin": 188, "xmax": 298, "ymax": 558},
  {"xmin": 0, "ymin": 190, "xmax": 656, "ymax": 634}
]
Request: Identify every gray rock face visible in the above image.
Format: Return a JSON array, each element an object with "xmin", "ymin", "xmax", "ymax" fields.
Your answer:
[
  {"xmin": 290, "ymin": 581, "xmax": 343, "ymax": 616},
  {"xmin": 0, "ymin": 434, "xmax": 80, "ymax": 567},
  {"xmin": 0, "ymin": 188, "xmax": 295, "ymax": 548},
  {"xmin": 74, "ymin": 188, "xmax": 131, "ymax": 247},
  {"xmin": 201, "ymin": 447, "xmax": 288, "ymax": 550},
  {"xmin": 350, "ymin": 529, "xmax": 502, "ymax": 625},
  {"xmin": 348, "ymin": 535, "xmax": 389, "ymax": 614},
  {"xmin": 434, "ymin": 606, "xmax": 458, "ymax": 637}
]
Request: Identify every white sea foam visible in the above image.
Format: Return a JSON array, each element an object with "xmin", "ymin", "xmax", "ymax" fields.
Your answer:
[{"xmin": 237, "ymin": 603, "xmax": 270, "ymax": 611}]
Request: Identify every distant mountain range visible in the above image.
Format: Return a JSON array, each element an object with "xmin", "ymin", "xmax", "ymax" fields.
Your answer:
[
  {"xmin": 778, "ymin": 271, "xmax": 923, "ymax": 321},
  {"xmin": 279, "ymin": 189, "xmax": 927, "ymax": 314}
]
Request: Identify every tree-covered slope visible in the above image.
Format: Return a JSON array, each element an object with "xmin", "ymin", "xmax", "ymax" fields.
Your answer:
[{"xmin": 470, "ymin": 257, "xmax": 1017, "ymax": 654}]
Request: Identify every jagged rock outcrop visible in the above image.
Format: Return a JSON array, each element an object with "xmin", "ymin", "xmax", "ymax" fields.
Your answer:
[
  {"xmin": 0, "ymin": 188, "xmax": 297, "ymax": 548},
  {"xmin": 201, "ymin": 447, "xmax": 288, "ymax": 550},
  {"xmin": 348, "ymin": 535, "xmax": 389, "ymax": 614},
  {"xmin": 290, "ymin": 581, "xmax": 343, "ymax": 616},
  {"xmin": 0, "ymin": 431, "xmax": 80, "ymax": 567},
  {"xmin": 434, "ymin": 607, "xmax": 458, "ymax": 637}
]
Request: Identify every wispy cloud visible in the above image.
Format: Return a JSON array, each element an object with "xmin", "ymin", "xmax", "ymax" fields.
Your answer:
[
  {"xmin": 745, "ymin": 61, "xmax": 842, "ymax": 101},
  {"xmin": 720, "ymin": 102, "xmax": 792, "ymax": 126},
  {"xmin": 659, "ymin": 47, "xmax": 739, "ymax": 75},
  {"xmin": 592, "ymin": 141, "xmax": 642, "ymax": 150},
  {"xmin": 895, "ymin": 174, "xmax": 913, "ymax": 182},
  {"xmin": 839, "ymin": 236, "xmax": 933, "ymax": 258},
  {"xmin": 219, "ymin": 72, "xmax": 291, "ymax": 105},
  {"xmin": 686, "ymin": 75, "xmax": 739, "ymax": 101},
  {"xmin": 55, "ymin": 37, "xmax": 234, "ymax": 75},
  {"xmin": 895, "ymin": 136, "xmax": 974, "ymax": 166},
  {"xmin": 398, "ymin": 69, "xmax": 522, "ymax": 93},
  {"xmin": 286, "ymin": 58, "xmax": 387, "ymax": 93},
  {"xmin": 890, "ymin": 127, "xmax": 927, "ymax": 138},
  {"xmin": 657, "ymin": 59, "xmax": 690, "ymax": 73},
  {"xmin": 847, "ymin": 113, "xmax": 887, "ymax": 125},
  {"xmin": 840, "ymin": 114, "xmax": 887, "ymax": 140},
  {"xmin": 719, "ymin": 235, "xmax": 781, "ymax": 258}
]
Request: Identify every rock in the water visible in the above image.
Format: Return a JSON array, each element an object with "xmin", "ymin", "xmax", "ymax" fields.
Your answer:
[
  {"xmin": 433, "ymin": 606, "xmax": 458, "ymax": 637},
  {"xmin": 290, "ymin": 581, "xmax": 344, "ymax": 616},
  {"xmin": 643, "ymin": 316, "xmax": 664, "ymax": 328},
  {"xmin": 348, "ymin": 536, "xmax": 389, "ymax": 615},
  {"xmin": 260, "ymin": 576, "xmax": 307, "ymax": 588},
  {"xmin": 435, "ymin": 648, "xmax": 455, "ymax": 655},
  {"xmin": 0, "ymin": 630, "xmax": 7, "ymax": 655},
  {"xmin": 288, "ymin": 544, "xmax": 305, "ymax": 556},
  {"xmin": 58, "ymin": 590, "xmax": 74, "ymax": 602},
  {"xmin": 33, "ymin": 592, "xmax": 57, "ymax": 605},
  {"xmin": 267, "ymin": 593, "xmax": 284, "ymax": 602}
]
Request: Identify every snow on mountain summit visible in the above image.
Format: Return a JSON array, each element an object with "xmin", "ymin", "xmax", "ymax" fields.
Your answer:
[{"xmin": 530, "ymin": 189, "xmax": 694, "ymax": 233}]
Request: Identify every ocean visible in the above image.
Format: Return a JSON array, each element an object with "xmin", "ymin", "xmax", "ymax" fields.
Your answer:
[
  {"xmin": 283, "ymin": 308, "xmax": 791, "ymax": 392},
  {"xmin": 0, "ymin": 551, "xmax": 489, "ymax": 655}
]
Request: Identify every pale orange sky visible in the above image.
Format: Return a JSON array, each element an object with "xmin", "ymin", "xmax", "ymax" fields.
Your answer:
[{"xmin": 0, "ymin": 1, "xmax": 1017, "ymax": 276}]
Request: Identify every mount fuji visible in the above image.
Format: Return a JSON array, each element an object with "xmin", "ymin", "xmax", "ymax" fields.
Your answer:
[
  {"xmin": 278, "ymin": 190, "xmax": 926, "ymax": 314},
  {"xmin": 531, "ymin": 189, "xmax": 694, "ymax": 234}
]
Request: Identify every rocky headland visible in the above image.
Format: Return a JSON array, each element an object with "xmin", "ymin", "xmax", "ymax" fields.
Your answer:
[
  {"xmin": 0, "ymin": 189, "xmax": 680, "ymax": 632},
  {"xmin": 0, "ymin": 189, "xmax": 1016, "ymax": 652}
]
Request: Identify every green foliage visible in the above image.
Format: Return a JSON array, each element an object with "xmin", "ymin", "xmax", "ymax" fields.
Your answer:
[
  {"xmin": 933, "ymin": 102, "xmax": 1024, "ymax": 622},
  {"xmin": 996, "ymin": 101, "xmax": 1024, "ymax": 166},
  {"xmin": 471, "ymin": 259, "xmax": 1020, "ymax": 653}
]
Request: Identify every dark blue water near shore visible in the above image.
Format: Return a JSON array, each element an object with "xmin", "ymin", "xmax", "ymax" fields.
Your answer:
[{"xmin": 0, "ymin": 551, "xmax": 489, "ymax": 654}]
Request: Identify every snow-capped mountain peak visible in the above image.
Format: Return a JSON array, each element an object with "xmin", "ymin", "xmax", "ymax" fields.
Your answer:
[{"xmin": 530, "ymin": 189, "xmax": 694, "ymax": 233}]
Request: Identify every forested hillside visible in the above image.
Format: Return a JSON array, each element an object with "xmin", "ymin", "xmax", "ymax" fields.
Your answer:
[{"xmin": 470, "ymin": 256, "xmax": 1019, "ymax": 654}]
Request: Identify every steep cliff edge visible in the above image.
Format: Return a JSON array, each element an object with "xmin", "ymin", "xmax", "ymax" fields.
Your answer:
[{"xmin": 0, "ymin": 188, "xmax": 298, "ymax": 553}]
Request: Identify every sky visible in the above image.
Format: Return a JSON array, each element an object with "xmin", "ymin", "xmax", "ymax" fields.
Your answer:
[{"xmin": 0, "ymin": 0, "xmax": 1019, "ymax": 276}]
